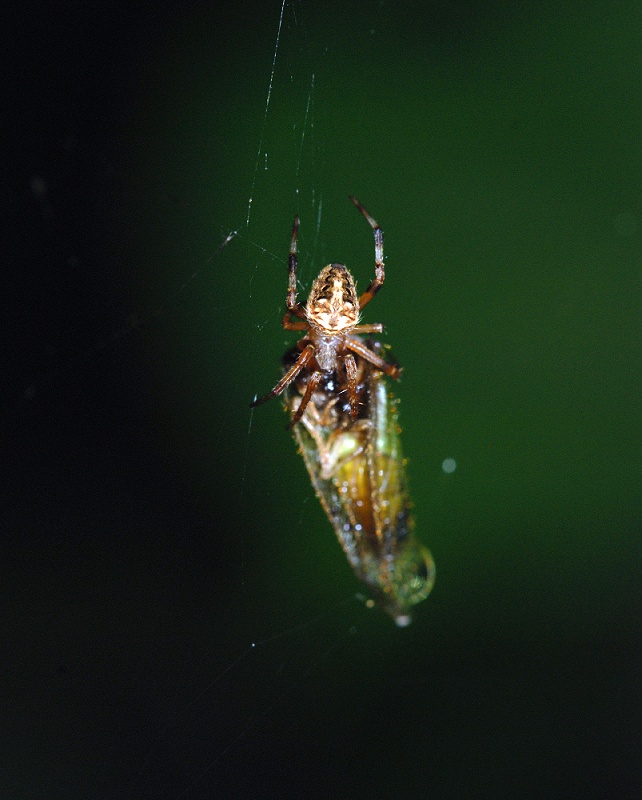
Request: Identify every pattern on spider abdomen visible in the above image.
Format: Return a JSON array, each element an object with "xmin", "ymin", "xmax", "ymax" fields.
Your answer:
[{"xmin": 305, "ymin": 264, "xmax": 360, "ymax": 332}]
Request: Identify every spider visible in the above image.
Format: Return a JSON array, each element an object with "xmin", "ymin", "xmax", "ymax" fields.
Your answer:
[{"xmin": 251, "ymin": 196, "xmax": 401, "ymax": 428}]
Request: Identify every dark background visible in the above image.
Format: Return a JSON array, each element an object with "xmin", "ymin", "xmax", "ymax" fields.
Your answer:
[{"xmin": 3, "ymin": 1, "xmax": 640, "ymax": 798}]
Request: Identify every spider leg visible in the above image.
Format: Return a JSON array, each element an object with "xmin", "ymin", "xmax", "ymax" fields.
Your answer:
[
  {"xmin": 286, "ymin": 214, "xmax": 307, "ymax": 320},
  {"xmin": 250, "ymin": 344, "xmax": 316, "ymax": 407},
  {"xmin": 345, "ymin": 337, "xmax": 401, "ymax": 380},
  {"xmin": 344, "ymin": 353, "xmax": 359, "ymax": 418},
  {"xmin": 351, "ymin": 323, "xmax": 384, "ymax": 334},
  {"xmin": 282, "ymin": 312, "xmax": 309, "ymax": 331},
  {"xmin": 349, "ymin": 196, "xmax": 385, "ymax": 310},
  {"xmin": 288, "ymin": 370, "xmax": 322, "ymax": 429}
]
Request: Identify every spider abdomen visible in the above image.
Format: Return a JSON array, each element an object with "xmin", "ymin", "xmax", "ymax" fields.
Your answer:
[{"xmin": 306, "ymin": 263, "xmax": 360, "ymax": 333}]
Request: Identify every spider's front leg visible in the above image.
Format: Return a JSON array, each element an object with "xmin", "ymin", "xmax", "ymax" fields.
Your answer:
[
  {"xmin": 250, "ymin": 344, "xmax": 316, "ymax": 409},
  {"xmin": 285, "ymin": 214, "xmax": 307, "ymax": 322},
  {"xmin": 344, "ymin": 353, "xmax": 359, "ymax": 419},
  {"xmin": 282, "ymin": 214, "xmax": 309, "ymax": 331},
  {"xmin": 345, "ymin": 337, "xmax": 402, "ymax": 380},
  {"xmin": 349, "ymin": 196, "xmax": 385, "ymax": 311},
  {"xmin": 287, "ymin": 369, "xmax": 322, "ymax": 429}
]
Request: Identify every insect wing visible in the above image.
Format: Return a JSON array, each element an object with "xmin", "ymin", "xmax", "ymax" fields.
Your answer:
[
  {"xmin": 288, "ymin": 356, "xmax": 435, "ymax": 624},
  {"xmin": 358, "ymin": 374, "xmax": 435, "ymax": 624}
]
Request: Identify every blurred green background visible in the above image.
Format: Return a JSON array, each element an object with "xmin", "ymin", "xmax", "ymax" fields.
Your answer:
[{"xmin": 4, "ymin": 1, "xmax": 639, "ymax": 798}]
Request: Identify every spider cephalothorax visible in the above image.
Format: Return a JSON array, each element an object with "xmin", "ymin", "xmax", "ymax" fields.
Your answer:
[{"xmin": 251, "ymin": 196, "xmax": 400, "ymax": 427}]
